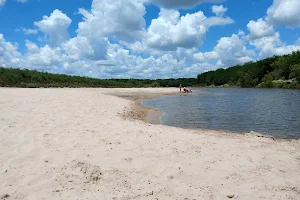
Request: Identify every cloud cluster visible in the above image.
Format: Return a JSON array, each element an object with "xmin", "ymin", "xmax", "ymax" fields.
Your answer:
[
  {"xmin": 246, "ymin": 0, "xmax": 300, "ymax": 59},
  {"xmin": 250, "ymin": 33, "xmax": 300, "ymax": 58},
  {"xmin": 0, "ymin": 34, "xmax": 22, "ymax": 68},
  {"xmin": 0, "ymin": 0, "xmax": 299, "ymax": 79},
  {"xmin": 194, "ymin": 33, "xmax": 253, "ymax": 68},
  {"xmin": 58, "ymin": 0, "xmax": 146, "ymax": 63},
  {"xmin": 151, "ymin": 0, "xmax": 221, "ymax": 9},
  {"xmin": 132, "ymin": 7, "xmax": 233, "ymax": 53}
]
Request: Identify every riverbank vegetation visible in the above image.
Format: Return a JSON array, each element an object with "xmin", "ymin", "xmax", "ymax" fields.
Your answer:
[
  {"xmin": 197, "ymin": 51, "xmax": 300, "ymax": 89},
  {"xmin": 0, "ymin": 67, "xmax": 196, "ymax": 88}
]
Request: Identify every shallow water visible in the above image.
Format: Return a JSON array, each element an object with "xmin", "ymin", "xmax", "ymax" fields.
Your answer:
[{"xmin": 143, "ymin": 88, "xmax": 300, "ymax": 139}]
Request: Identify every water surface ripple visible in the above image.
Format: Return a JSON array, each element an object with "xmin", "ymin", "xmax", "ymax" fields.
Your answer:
[{"xmin": 143, "ymin": 88, "xmax": 300, "ymax": 139}]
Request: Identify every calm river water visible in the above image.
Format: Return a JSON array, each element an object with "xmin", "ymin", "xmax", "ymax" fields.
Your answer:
[{"xmin": 143, "ymin": 88, "xmax": 300, "ymax": 139}]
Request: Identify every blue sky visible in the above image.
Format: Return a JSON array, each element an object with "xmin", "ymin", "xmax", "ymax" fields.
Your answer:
[{"xmin": 0, "ymin": 0, "xmax": 300, "ymax": 79}]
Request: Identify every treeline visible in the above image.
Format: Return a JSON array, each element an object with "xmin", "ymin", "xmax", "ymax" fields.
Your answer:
[
  {"xmin": 197, "ymin": 51, "xmax": 300, "ymax": 89},
  {"xmin": 1, "ymin": 52, "xmax": 300, "ymax": 89},
  {"xmin": 0, "ymin": 67, "xmax": 197, "ymax": 88}
]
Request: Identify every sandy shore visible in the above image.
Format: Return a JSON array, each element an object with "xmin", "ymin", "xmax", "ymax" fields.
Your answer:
[{"xmin": 0, "ymin": 88, "xmax": 299, "ymax": 200}]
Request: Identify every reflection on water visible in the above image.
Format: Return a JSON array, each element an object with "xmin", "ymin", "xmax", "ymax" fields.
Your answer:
[{"xmin": 143, "ymin": 88, "xmax": 300, "ymax": 139}]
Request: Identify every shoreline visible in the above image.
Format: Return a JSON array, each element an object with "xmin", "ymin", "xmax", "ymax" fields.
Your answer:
[
  {"xmin": 106, "ymin": 89, "xmax": 178, "ymax": 124},
  {"xmin": 109, "ymin": 89, "xmax": 298, "ymax": 142},
  {"xmin": 0, "ymin": 88, "xmax": 299, "ymax": 200}
]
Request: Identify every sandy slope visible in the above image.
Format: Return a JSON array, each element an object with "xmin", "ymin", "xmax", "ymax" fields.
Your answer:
[{"xmin": 0, "ymin": 88, "xmax": 299, "ymax": 200}]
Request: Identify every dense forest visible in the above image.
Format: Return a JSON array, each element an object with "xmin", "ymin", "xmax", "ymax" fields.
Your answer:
[
  {"xmin": 197, "ymin": 51, "xmax": 300, "ymax": 89},
  {"xmin": 0, "ymin": 67, "xmax": 196, "ymax": 88},
  {"xmin": 1, "ymin": 51, "xmax": 300, "ymax": 89}
]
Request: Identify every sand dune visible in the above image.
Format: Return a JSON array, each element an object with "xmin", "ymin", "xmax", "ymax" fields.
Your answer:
[{"xmin": 0, "ymin": 88, "xmax": 299, "ymax": 200}]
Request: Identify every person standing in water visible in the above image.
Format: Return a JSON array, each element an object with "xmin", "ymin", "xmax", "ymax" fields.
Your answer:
[{"xmin": 179, "ymin": 84, "xmax": 182, "ymax": 93}]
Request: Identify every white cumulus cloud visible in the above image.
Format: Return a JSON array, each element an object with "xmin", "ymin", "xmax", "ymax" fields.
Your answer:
[
  {"xmin": 77, "ymin": 0, "xmax": 146, "ymax": 41},
  {"xmin": 69, "ymin": 0, "xmax": 146, "ymax": 61},
  {"xmin": 62, "ymin": 36, "xmax": 109, "ymax": 61},
  {"xmin": 0, "ymin": 34, "xmax": 22, "ymax": 67},
  {"xmin": 213, "ymin": 34, "xmax": 254, "ymax": 67},
  {"xmin": 0, "ymin": 34, "xmax": 22, "ymax": 68},
  {"xmin": 250, "ymin": 32, "xmax": 300, "ymax": 58},
  {"xmin": 267, "ymin": 0, "xmax": 300, "ymax": 28},
  {"xmin": 245, "ymin": 0, "xmax": 300, "ymax": 59},
  {"xmin": 34, "ymin": 9, "xmax": 72, "ymax": 46},
  {"xmin": 61, "ymin": 37, "xmax": 94, "ymax": 61},
  {"xmin": 212, "ymin": 5, "xmax": 227, "ymax": 17},
  {"xmin": 146, "ymin": 9, "xmax": 207, "ymax": 50},
  {"xmin": 23, "ymin": 40, "xmax": 64, "ymax": 71},
  {"xmin": 196, "ymin": 34, "xmax": 254, "ymax": 67},
  {"xmin": 145, "ymin": 8, "xmax": 233, "ymax": 51},
  {"xmin": 247, "ymin": 18, "xmax": 275, "ymax": 39}
]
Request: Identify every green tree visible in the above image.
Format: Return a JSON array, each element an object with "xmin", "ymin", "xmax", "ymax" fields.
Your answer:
[
  {"xmin": 290, "ymin": 64, "xmax": 300, "ymax": 82},
  {"xmin": 261, "ymin": 73, "xmax": 274, "ymax": 88},
  {"xmin": 151, "ymin": 81, "xmax": 160, "ymax": 87}
]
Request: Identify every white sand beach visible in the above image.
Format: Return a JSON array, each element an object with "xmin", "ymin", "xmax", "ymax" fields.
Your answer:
[{"xmin": 0, "ymin": 88, "xmax": 299, "ymax": 200}]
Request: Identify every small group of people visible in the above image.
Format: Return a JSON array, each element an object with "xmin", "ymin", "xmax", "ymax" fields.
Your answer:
[{"xmin": 179, "ymin": 84, "xmax": 192, "ymax": 93}]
